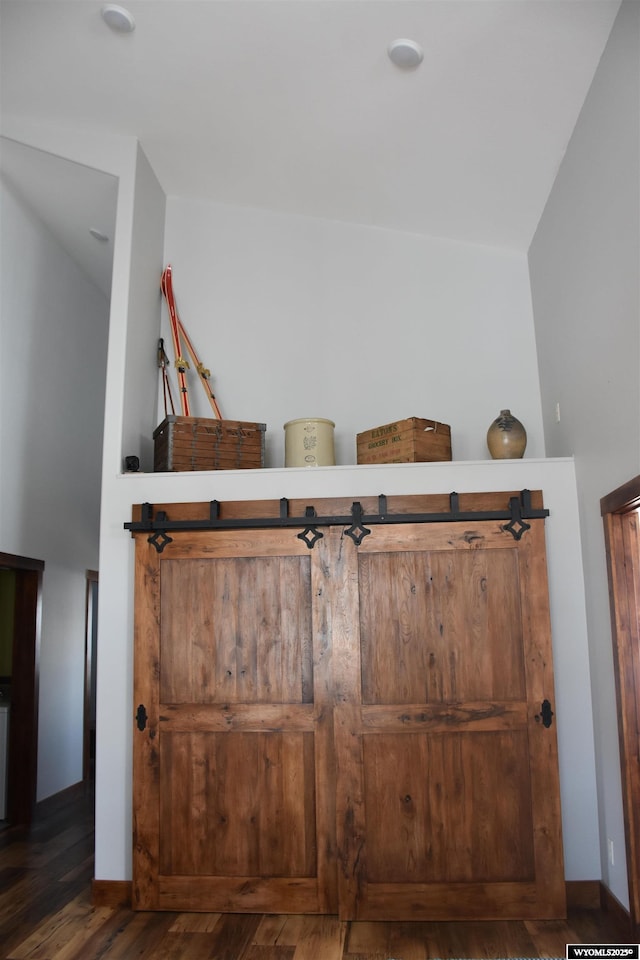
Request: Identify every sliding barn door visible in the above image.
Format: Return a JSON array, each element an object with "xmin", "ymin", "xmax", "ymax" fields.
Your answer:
[
  {"xmin": 131, "ymin": 492, "xmax": 565, "ymax": 920},
  {"xmin": 331, "ymin": 511, "xmax": 566, "ymax": 921},
  {"xmin": 132, "ymin": 527, "xmax": 337, "ymax": 913}
]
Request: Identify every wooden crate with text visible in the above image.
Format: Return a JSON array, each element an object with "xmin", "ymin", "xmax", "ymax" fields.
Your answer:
[{"xmin": 357, "ymin": 417, "xmax": 452, "ymax": 464}]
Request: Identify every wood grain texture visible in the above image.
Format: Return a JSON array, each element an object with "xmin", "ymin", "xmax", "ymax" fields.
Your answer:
[
  {"xmin": 159, "ymin": 730, "xmax": 317, "ymax": 877},
  {"xmin": 153, "ymin": 415, "xmax": 265, "ymax": 471},
  {"xmin": 91, "ymin": 879, "xmax": 132, "ymax": 907},
  {"xmin": 356, "ymin": 417, "xmax": 452, "ymax": 465},
  {"xmin": 358, "ymin": 547, "xmax": 525, "ymax": 703},
  {"xmin": 336, "ymin": 513, "xmax": 565, "ymax": 920},
  {"xmin": 361, "ymin": 730, "xmax": 534, "ymax": 884},
  {"xmin": 132, "ymin": 527, "xmax": 334, "ymax": 915},
  {"xmin": 132, "ymin": 538, "xmax": 162, "ymax": 912},
  {"xmin": 159, "ymin": 555, "xmax": 312, "ymax": 704}
]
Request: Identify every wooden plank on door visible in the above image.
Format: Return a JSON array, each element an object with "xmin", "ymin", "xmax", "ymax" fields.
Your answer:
[
  {"xmin": 334, "ymin": 509, "xmax": 565, "ymax": 921},
  {"xmin": 132, "ymin": 527, "xmax": 337, "ymax": 914}
]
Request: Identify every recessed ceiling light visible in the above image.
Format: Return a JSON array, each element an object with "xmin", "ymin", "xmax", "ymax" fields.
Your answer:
[
  {"xmin": 101, "ymin": 4, "xmax": 135, "ymax": 33},
  {"xmin": 89, "ymin": 227, "xmax": 110, "ymax": 243},
  {"xmin": 388, "ymin": 39, "xmax": 424, "ymax": 69}
]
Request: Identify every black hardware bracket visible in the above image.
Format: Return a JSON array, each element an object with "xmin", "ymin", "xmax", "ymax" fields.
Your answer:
[
  {"xmin": 536, "ymin": 699, "xmax": 554, "ymax": 728},
  {"xmin": 135, "ymin": 704, "xmax": 148, "ymax": 732},
  {"xmin": 124, "ymin": 490, "xmax": 549, "ymax": 553}
]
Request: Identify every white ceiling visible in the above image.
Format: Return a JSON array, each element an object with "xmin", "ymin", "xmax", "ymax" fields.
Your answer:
[{"xmin": 0, "ymin": 0, "xmax": 622, "ymax": 297}]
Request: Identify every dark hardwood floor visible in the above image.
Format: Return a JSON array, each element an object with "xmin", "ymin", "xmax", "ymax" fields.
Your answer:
[{"xmin": 0, "ymin": 788, "xmax": 630, "ymax": 960}]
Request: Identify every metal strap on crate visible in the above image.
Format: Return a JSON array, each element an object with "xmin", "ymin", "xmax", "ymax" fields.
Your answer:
[{"xmin": 124, "ymin": 490, "xmax": 549, "ymax": 553}]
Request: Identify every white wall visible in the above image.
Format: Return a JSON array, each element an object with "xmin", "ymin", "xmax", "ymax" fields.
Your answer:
[
  {"xmin": 529, "ymin": 0, "xmax": 640, "ymax": 910},
  {"xmin": 122, "ymin": 145, "xmax": 166, "ymax": 472},
  {"xmin": 0, "ymin": 177, "xmax": 110, "ymax": 799},
  {"xmin": 94, "ymin": 142, "xmax": 167, "ymax": 881},
  {"xmin": 162, "ymin": 199, "xmax": 545, "ymax": 467}
]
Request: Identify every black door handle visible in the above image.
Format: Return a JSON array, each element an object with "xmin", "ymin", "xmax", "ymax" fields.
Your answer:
[
  {"xmin": 536, "ymin": 699, "xmax": 554, "ymax": 728},
  {"xmin": 135, "ymin": 704, "xmax": 148, "ymax": 732}
]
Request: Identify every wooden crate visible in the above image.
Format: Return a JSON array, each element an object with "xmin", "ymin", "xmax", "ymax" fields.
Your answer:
[
  {"xmin": 357, "ymin": 417, "xmax": 451, "ymax": 465},
  {"xmin": 153, "ymin": 416, "xmax": 266, "ymax": 472}
]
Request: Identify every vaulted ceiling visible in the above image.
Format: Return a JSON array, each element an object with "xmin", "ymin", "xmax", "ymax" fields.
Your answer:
[{"xmin": 0, "ymin": 0, "xmax": 622, "ymax": 296}]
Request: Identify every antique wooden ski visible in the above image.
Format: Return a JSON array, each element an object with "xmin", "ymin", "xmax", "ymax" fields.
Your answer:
[
  {"xmin": 160, "ymin": 265, "xmax": 191, "ymax": 416},
  {"xmin": 160, "ymin": 265, "xmax": 223, "ymax": 419},
  {"xmin": 176, "ymin": 319, "xmax": 223, "ymax": 419}
]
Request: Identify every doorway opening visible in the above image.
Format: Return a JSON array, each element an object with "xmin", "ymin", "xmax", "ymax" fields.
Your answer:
[
  {"xmin": 0, "ymin": 551, "xmax": 43, "ymax": 827},
  {"xmin": 83, "ymin": 570, "xmax": 98, "ymax": 785},
  {"xmin": 601, "ymin": 476, "xmax": 640, "ymax": 940}
]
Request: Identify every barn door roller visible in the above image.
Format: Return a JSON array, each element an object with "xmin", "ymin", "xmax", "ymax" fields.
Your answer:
[{"xmin": 125, "ymin": 490, "xmax": 549, "ymax": 553}]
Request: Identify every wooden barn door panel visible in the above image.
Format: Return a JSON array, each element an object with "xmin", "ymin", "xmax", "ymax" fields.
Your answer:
[
  {"xmin": 333, "ymin": 517, "xmax": 565, "ymax": 921},
  {"xmin": 132, "ymin": 529, "xmax": 336, "ymax": 914}
]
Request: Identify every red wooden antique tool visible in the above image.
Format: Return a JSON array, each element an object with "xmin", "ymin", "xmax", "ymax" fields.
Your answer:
[
  {"xmin": 177, "ymin": 315, "xmax": 223, "ymax": 419},
  {"xmin": 160, "ymin": 265, "xmax": 191, "ymax": 416},
  {"xmin": 160, "ymin": 265, "xmax": 223, "ymax": 419}
]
